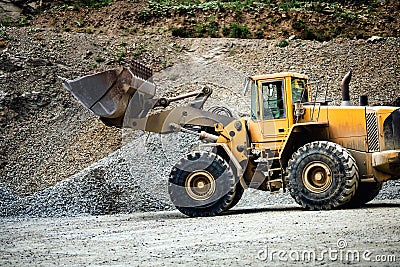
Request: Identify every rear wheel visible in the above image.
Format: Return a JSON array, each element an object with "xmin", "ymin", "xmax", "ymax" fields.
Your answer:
[
  {"xmin": 169, "ymin": 151, "xmax": 237, "ymax": 217},
  {"xmin": 286, "ymin": 141, "xmax": 359, "ymax": 210},
  {"xmin": 344, "ymin": 181, "xmax": 382, "ymax": 208}
]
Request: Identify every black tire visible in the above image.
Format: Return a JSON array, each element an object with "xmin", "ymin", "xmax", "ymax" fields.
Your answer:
[
  {"xmin": 169, "ymin": 151, "xmax": 237, "ymax": 217},
  {"xmin": 223, "ymin": 183, "xmax": 244, "ymax": 211},
  {"xmin": 286, "ymin": 141, "xmax": 359, "ymax": 210},
  {"xmin": 344, "ymin": 181, "xmax": 383, "ymax": 208}
]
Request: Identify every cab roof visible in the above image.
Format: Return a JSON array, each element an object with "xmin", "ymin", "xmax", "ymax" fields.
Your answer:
[{"xmin": 251, "ymin": 72, "xmax": 308, "ymax": 81}]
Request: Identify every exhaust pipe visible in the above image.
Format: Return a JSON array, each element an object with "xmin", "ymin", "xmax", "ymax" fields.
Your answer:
[
  {"xmin": 341, "ymin": 71, "xmax": 352, "ymax": 106},
  {"xmin": 360, "ymin": 95, "xmax": 369, "ymax": 106}
]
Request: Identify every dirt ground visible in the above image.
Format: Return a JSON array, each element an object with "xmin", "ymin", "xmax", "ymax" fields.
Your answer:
[{"xmin": 1, "ymin": 201, "xmax": 399, "ymax": 266}]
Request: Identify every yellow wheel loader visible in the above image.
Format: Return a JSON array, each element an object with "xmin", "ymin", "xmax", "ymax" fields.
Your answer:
[{"xmin": 62, "ymin": 61, "xmax": 400, "ymax": 217}]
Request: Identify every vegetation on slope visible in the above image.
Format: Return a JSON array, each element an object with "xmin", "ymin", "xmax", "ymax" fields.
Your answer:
[{"xmin": 2, "ymin": 0, "xmax": 399, "ymax": 41}]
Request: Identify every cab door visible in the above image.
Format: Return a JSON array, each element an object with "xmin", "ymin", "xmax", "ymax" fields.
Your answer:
[{"xmin": 259, "ymin": 79, "xmax": 290, "ymax": 151}]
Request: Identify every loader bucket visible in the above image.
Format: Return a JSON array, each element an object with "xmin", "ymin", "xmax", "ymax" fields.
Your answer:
[{"xmin": 62, "ymin": 64, "xmax": 157, "ymax": 127}]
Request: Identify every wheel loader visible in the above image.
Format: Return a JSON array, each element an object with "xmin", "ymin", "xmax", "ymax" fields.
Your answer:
[{"xmin": 62, "ymin": 60, "xmax": 400, "ymax": 217}]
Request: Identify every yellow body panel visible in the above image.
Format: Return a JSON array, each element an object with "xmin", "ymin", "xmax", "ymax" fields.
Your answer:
[
  {"xmin": 216, "ymin": 119, "xmax": 249, "ymax": 166},
  {"xmin": 301, "ymin": 106, "xmax": 368, "ymax": 151}
]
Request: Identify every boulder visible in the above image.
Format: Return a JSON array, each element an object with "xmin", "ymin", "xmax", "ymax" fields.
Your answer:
[{"xmin": 0, "ymin": 0, "xmax": 23, "ymax": 21}]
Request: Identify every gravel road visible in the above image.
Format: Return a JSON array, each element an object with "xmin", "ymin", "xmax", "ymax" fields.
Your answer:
[{"xmin": 1, "ymin": 201, "xmax": 399, "ymax": 266}]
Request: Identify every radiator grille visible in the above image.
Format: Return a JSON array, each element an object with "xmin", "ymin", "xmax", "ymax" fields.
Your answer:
[{"xmin": 366, "ymin": 113, "xmax": 379, "ymax": 151}]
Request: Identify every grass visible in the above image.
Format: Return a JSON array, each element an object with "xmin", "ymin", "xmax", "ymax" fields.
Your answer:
[
  {"xmin": 111, "ymin": 0, "xmax": 395, "ymax": 41},
  {"xmin": 170, "ymin": 17, "xmax": 222, "ymax": 38},
  {"xmin": 277, "ymin": 40, "xmax": 289, "ymax": 47},
  {"xmin": 40, "ymin": 0, "xmax": 396, "ymax": 42},
  {"xmin": 65, "ymin": 0, "xmax": 113, "ymax": 8},
  {"xmin": 279, "ymin": 0, "xmax": 302, "ymax": 11},
  {"xmin": 165, "ymin": 9, "xmax": 346, "ymax": 41},
  {"xmin": 94, "ymin": 57, "xmax": 105, "ymax": 63},
  {"xmin": 116, "ymin": 50, "xmax": 126, "ymax": 62},
  {"xmin": 84, "ymin": 27, "xmax": 94, "ymax": 34},
  {"xmin": 171, "ymin": 27, "xmax": 193, "ymax": 38},
  {"xmin": 208, "ymin": 18, "xmax": 219, "ymax": 37},
  {"xmin": 292, "ymin": 19, "xmax": 306, "ymax": 31},
  {"xmin": 52, "ymin": 0, "xmax": 113, "ymax": 11},
  {"xmin": 139, "ymin": 0, "xmax": 265, "ymax": 19},
  {"xmin": 0, "ymin": 16, "xmax": 29, "ymax": 27},
  {"xmin": 147, "ymin": 0, "xmax": 262, "ymax": 12},
  {"xmin": 228, "ymin": 23, "xmax": 251, "ymax": 39},
  {"xmin": 143, "ymin": 0, "xmax": 339, "ymax": 14},
  {"xmin": 142, "ymin": 0, "xmax": 384, "ymax": 18},
  {"xmin": 132, "ymin": 43, "xmax": 147, "ymax": 57},
  {"xmin": 170, "ymin": 22, "xmax": 252, "ymax": 38},
  {"xmin": 255, "ymin": 30, "xmax": 264, "ymax": 39},
  {"xmin": 292, "ymin": 19, "xmax": 334, "ymax": 42}
]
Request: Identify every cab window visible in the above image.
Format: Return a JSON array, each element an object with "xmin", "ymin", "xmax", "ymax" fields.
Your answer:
[
  {"xmin": 291, "ymin": 78, "xmax": 308, "ymax": 103},
  {"xmin": 261, "ymin": 80, "xmax": 286, "ymax": 120},
  {"xmin": 250, "ymin": 80, "xmax": 260, "ymax": 120}
]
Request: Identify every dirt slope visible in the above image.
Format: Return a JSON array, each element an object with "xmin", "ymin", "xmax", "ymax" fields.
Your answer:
[{"xmin": 6, "ymin": 0, "xmax": 400, "ymax": 40}]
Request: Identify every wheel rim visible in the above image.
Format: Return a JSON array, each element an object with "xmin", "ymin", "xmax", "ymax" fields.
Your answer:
[
  {"xmin": 185, "ymin": 171, "xmax": 216, "ymax": 201},
  {"xmin": 302, "ymin": 161, "xmax": 332, "ymax": 193}
]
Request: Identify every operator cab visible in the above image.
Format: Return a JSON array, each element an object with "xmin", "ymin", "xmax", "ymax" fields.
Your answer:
[
  {"xmin": 244, "ymin": 72, "xmax": 311, "ymax": 147},
  {"xmin": 247, "ymin": 72, "xmax": 310, "ymax": 123}
]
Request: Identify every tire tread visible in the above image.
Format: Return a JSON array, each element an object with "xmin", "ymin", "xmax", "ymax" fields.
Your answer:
[{"xmin": 286, "ymin": 141, "xmax": 359, "ymax": 210}]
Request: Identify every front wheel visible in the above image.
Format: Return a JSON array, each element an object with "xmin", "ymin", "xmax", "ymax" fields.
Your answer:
[
  {"xmin": 224, "ymin": 182, "xmax": 244, "ymax": 211},
  {"xmin": 344, "ymin": 181, "xmax": 382, "ymax": 208},
  {"xmin": 169, "ymin": 151, "xmax": 237, "ymax": 217},
  {"xmin": 286, "ymin": 141, "xmax": 359, "ymax": 210}
]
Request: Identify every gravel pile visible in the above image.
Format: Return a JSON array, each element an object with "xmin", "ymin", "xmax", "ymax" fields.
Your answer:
[
  {"xmin": 0, "ymin": 28, "xmax": 178, "ymax": 196},
  {"xmin": 0, "ymin": 135, "xmax": 171, "ymax": 216},
  {"xmin": 0, "ymin": 27, "xmax": 399, "ymax": 216},
  {"xmin": 0, "ymin": 131, "xmax": 294, "ymax": 217},
  {"xmin": 0, "ymin": 183, "xmax": 19, "ymax": 206}
]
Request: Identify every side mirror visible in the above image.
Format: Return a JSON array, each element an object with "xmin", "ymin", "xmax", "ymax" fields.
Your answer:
[{"xmin": 242, "ymin": 77, "xmax": 251, "ymax": 96}]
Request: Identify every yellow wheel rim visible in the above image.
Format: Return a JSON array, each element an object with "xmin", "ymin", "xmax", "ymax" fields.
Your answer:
[
  {"xmin": 302, "ymin": 162, "xmax": 333, "ymax": 193},
  {"xmin": 185, "ymin": 171, "xmax": 216, "ymax": 201}
]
